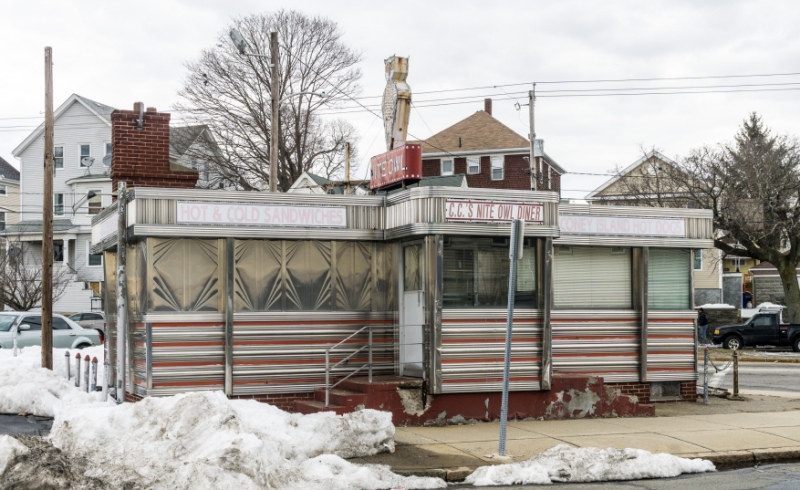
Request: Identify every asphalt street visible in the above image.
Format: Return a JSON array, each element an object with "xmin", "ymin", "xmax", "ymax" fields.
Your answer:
[{"xmin": 698, "ymin": 362, "xmax": 800, "ymax": 397}]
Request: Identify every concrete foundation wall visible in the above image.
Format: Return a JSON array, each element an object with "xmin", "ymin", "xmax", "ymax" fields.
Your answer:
[{"xmin": 753, "ymin": 276, "xmax": 786, "ymax": 305}]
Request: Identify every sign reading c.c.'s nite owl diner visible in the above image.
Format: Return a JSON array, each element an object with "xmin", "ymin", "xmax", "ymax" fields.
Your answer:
[{"xmin": 445, "ymin": 200, "xmax": 544, "ymax": 223}]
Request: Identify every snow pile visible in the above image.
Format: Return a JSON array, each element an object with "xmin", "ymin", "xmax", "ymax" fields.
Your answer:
[
  {"xmin": 464, "ymin": 445, "xmax": 715, "ymax": 486},
  {"xmin": 50, "ymin": 391, "xmax": 444, "ymax": 490},
  {"xmin": 0, "ymin": 435, "xmax": 29, "ymax": 474},
  {"xmin": 0, "ymin": 345, "xmax": 109, "ymax": 416},
  {"xmin": 697, "ymin": 303, "xmax": 736, "ymax": 309}
]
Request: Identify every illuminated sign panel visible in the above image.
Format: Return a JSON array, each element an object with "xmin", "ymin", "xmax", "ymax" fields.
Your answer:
[
  {"xmin": 445, "ymin": 200, "xmax": 544, "ymax": 223},
  {"xmin": 177, "ymin": 202, "xmax": 346, "ymax": 228},
  {"xmin": 559, "ymin": 214, "xmax": 685, "ymax": 237},
  {"xmin": 369, "ymin": 143, "xmax": 422, "ymax": 190}
]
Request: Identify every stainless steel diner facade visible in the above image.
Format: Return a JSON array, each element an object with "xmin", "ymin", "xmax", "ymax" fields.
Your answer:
[{"xmin": 91, "ymin": 187, "xmax": 713, "ymax": 401}]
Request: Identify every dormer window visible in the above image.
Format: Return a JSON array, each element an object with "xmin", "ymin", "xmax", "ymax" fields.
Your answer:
[{"xmin": 441, "ymin": 159, "xmax": 454, "ymax": 176}]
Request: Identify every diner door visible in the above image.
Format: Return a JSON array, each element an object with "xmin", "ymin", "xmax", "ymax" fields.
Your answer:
[{"xmin": 400, "ymin": 242, "xmax": 425, "ymax": 377}]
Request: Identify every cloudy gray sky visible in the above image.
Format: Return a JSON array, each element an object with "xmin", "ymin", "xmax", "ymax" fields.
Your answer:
[{"xmin": 2, "ymin": 0, "xmax": 799, "ymax": 199}]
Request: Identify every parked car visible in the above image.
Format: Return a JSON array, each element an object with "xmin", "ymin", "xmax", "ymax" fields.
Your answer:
[
  {"xmin": 0, "ymin": 312, "xmax": 102, "ymax": 350},
  {"xmin": 68, "ymin": 312, "xmax": 105, "ymax": 332},
  {"xmin": 712, "ymin": 309, "xmax": 800, "ymax": 351}
]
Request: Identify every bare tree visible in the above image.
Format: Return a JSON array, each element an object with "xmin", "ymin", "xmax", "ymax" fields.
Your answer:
[
  {"xmin": 175, "ymin": 10, "xmax": 361, "ymax": 191},
  {"xmin": 610, "ymin": 114, "xmax": 800, "ymax": 322},
  {"xmin": 0, "ymin": 241, "xmax": 70, "ymax": 311}
]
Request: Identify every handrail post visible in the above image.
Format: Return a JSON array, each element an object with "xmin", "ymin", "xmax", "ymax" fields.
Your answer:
[
  {"xmin": 325, "ymin": 350, "xmax": 330, "ymax": 407},
  {"xmin": 368, "ymin": 327, "xmax": 373, "ymax": 383}
]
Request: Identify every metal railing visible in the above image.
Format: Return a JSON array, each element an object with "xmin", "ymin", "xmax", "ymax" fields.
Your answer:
[{"xmin": 324, "ymin": 326, "xmax": 374, "ymax": 406}]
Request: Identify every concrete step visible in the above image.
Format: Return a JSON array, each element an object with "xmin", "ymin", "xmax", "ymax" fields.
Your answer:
[
  {"xmin": 293, "ymin": 400, "xmax": 348, "ymax": 416},
  {"xmin": 338, "ymin": 375, "xmax": 422, "ymax": 394},
  {"xmin": 314, "ymin": 387, "xmax": 367, "ymax": 407}
]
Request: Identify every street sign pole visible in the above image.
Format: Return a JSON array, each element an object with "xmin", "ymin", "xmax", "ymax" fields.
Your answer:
[{"xmin": 499, "ymin": 219, "xmax": 523, "ymax": 456}]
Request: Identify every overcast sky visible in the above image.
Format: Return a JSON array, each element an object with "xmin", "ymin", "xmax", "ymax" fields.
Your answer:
[{"xmin": 2, "ymin": 0, "xmax": 799, "ymax": 199}]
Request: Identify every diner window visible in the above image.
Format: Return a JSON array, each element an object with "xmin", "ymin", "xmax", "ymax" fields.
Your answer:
[
  {"xmin": 693, "ymin": 249, "xmax": 703, "ymax": 270},
  {"xmin": 441, "ymin": 159, "xmax": 454, "ymax": 176},
  {"xmin": 88, "ymin": 241, "xmax": 102, "ymax": 267},
  {"xmin": 491, "ymin": 155, "xmax": 504, "ymax": 180},
  {"xmin": 649, "ymin": 248, "xmax": 691, "ymax": 310},
  {"xmin": 88, "ymin": 190, "xmax": 102, "ymax": 215},
  {"xmin": 79, "ymin": 144, "xmax": 92, "ymax": 166},
  {"xmin": 553, "ymin": 246, "xmax": 632, "ymax": 309},
  {"xmin": 442, "ymin": 237, "xmax": 537, "ymax": 308},
  {"xmin": 54, "ymin": 193, "xmax": 64, "ymax": 216},
  {"xmin": 54, "ymin": 146, "xmax": 64, "ymax": 169},
  {"xmin": 467, "ymin": 157, "xmax": 480, "ymax": 175}
]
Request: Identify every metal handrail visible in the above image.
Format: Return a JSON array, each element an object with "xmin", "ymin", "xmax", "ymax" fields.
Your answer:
[{"xmin": 324, "ymin": 325, "xmax": 373, "ymax": 406}]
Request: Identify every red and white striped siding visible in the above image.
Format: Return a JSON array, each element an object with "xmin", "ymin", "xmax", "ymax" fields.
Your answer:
[{"xmin": 646, "ymin": 311, "xmax": 696, "ymax": 381}]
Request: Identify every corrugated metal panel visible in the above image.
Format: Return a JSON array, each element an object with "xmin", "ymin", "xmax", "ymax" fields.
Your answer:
[
  {"xmin": 230, "ymin": 312, "xmax": 396, "ymax": 396},
  {"xmin": 440, "ymin": 309, "xmax": 542, "ymax": 393},
  {"xmin": 551, "ymin": 310, "xmax": 640, "ymax": 382},
  {"xmin": 649, "ymin": 249, "xmax": 691, "ymax": 310},
  {"xmin": 553, "ymin": 246, "xmax": 632, "ymax": 309},
  {"xmin": 646, "ymin": 311, "xmax": 696, "ymax": 381}
]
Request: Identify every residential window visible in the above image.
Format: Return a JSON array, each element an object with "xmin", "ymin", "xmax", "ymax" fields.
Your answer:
[
  {"xmin": 441, "ymin": 159, "xmax": 454, "ymax": 176},
  {"xmin": 88, "ymin": 190, "xmax": 102, "ymax": 215},
  {"xmin": 54, "ymin": 193, "xmax": 64, "ymax": 216},
  {"xmin": 0, "ymin": 212, "xmax": 5, "ymax": 231},
  {"xmin": 54, "ymin": 146, "xmax": 64, "ymax": 169},
  {"xmin": 467, "ymin": 157, "xmax": 480, "ymax": 175},
  {"xmin": 79, "ymin": 144, "xmax": 91, "ymax": 167},
  {"xmin": 105, "ymin": 142, "xmax": 112, "ymax": 157},
  {"xmin": 694, "ymin": 249, "xmax": 703, "ymax": 270},
  {"xmin": 54, "ymin": 240, "xmax": 64, "ymax": 262},
  {"xmin": 0, "ymin": 185, "xmax": 6, "ymax": 195},
  {"xmin": 491, "ymin": 155, "xmax": 504, "ymax": 180},
  {"xmin": 87, "ymin": 241, "xmax": 102, "ymax": 267}
]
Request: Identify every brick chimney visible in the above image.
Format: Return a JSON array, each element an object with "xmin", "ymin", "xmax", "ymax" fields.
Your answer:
[
  {"xmin": 484, "ymin": 98, "xmax": 492, "ymax": 116},
  {"xmin": 110, "ymin": 102, "xmax": 198, "ymax": 193}
]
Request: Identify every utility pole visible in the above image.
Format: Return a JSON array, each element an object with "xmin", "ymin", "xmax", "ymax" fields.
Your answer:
[
  {"xmin": 42, "ymin": 47, "xmax": 54, "ymax": 370},
  {"xmin": 269, "ymin": 31, "xmax": 280, "ymax": 193},
  {"xmin": 115, "ymin": 182, "xmax": 128, "ymax": 403},
  {"xmin": 528, "ymin": 84, "xmax": 537, "ymax": 191},
  {"xmin": 345, "ymin": 142, "xmax": 351, "ymax": 195}
]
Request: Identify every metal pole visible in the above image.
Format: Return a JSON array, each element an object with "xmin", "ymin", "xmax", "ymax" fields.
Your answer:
[
  {"xmin": 91, "ymin": 357, "xmax": 98, "ymax": 392},
  {"xmin": 224, "ymin": 237, "xmax": 234, "ymax": 396},
  {"xmin": 499, "ymin": 219, "xmax": 522, "ymax": 456},
  {"xmin": 703, "ymin": 347, "xmax": 709, "ymax": 404},
  {"xmin": 269, "ymin": 31, "xmax": 280, "ymax": 193},
  {"xmin": 83, "ymin": 355, "xmax": 90, "ymax": 393},
  {"xmin": 528, "ymin": 88, "xmax": 536, "ymax": 190},
  {"xmin": 75, "ymin": 352, "xmax": 81, "ymax": 388},
  {"xmin": 64, "ymin": 350, "xmax": 70, "ymax": 379},
  {"xmin": 42, "ymin": 46, "xmax": 54, "ymax": 370},
  {"xmin": 12, "ymin": 326, "xmax": 18, "ymax": 357},
  {"xmin": 345, "ymin": 142, "xmax": 351, "ymax": 195},
  {"xmin": 115, "ymin": 182, "xmax": 128, "ymax": 403},
  {"xmin": 368, "ymin": 327, "xmax": 373, "ymax": 383},
  {"xmin": 733, "ymin": 349, "xmax": 739, "ymax": 398},
  {"xmin": 102, "ymin": 359, "xmax": 109, "ymax": 401},
  {"xmin": 325, "ymin": 350, "xmax": 330, "ymax": 406}
]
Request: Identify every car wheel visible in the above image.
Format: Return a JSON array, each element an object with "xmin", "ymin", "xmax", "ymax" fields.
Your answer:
[
  {"xmin": 724, "ymin": 336, "xmax": 743, "ymax": 350},
  {"xmin": 793, "ymin": 336, "xmax": 800, "ymax": 353},
  {"xmin": 75, "ymin": 343, "xmax": 92, "ymax": 350}
]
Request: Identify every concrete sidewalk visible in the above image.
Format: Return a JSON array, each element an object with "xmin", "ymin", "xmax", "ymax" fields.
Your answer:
[{"xmin": 353, "ymin": 409, "xmax": 800, "ymax": 482}]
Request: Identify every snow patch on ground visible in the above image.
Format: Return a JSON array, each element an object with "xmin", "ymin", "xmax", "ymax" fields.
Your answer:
[
  {"xmin": 464, "ymin": 444, "xmax": 715, "ymax": 486},
  {"xmin": 0, "ymin": 435, "xmax": 29, "ymax": 474},
  {"xmin": 697, "ymin": 303, "xmax": 736, "ymax": 309}
]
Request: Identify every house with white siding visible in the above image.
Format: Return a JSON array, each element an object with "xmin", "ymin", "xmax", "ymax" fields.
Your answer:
[
  {"xmin": 0, "ymin": 157, "xmax": 21, "ymax": 232},
  {"xmin": 6, "ymin": 94, "xmax": 215, "ymax": 313}
]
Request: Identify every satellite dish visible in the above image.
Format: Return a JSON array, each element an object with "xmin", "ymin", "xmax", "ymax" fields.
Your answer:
[
  {"xmin": 81, "ymin": 157, "xmax": 95, "ymax": 176},
  {"xmin": 102, "ymin": 154, "xmax": 112, "ymax": 175},
  {"xmin": 8, "ymin": 247, "xmax": 21, "ymax": 259}
]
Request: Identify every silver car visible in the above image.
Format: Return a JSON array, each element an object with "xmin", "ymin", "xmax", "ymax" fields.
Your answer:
[
  {"xmin": 68, "ymin": 312, "xmax": 105, "ymax": 332},
  {"xmin": 0, "ymin": 312, "xmax": 102, "ymax": 350}
]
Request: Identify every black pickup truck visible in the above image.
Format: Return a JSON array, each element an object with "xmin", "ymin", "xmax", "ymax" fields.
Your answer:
[{"xmin": 712, "ymin": 311, "xmax": 800, "ymax": 351}]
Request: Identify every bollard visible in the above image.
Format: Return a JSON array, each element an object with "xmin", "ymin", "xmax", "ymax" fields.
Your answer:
[
  {"xmin": 703, "ymin": 347, "xmax": 709, "ymax": 405},
  {"xmin": 12, "ymin": 326, "xmax": 18, "ymax": 357},
  {"xmin": 83, "ymin": 355, "xmax": 90, "ymax": 393},
  {"xmin": 102, "ymin": 359, "xmax": 109, "ymax": 402},
  {"xmin": 91, "ymin": 357, "xmax": 98, "ymax": 392},
  {"xmin": 75, "ymin": 353, "xmax": 82, "ymax": 388},
  {"xmin": 733, "ymin": 349, "xmax": 739, "ymax": 398},
  {"xmin": 65, "ymin": 350, "xmax": 71, "ymax": 380}
]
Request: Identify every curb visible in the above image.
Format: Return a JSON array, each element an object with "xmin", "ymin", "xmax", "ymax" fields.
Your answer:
[{"xmin": 394, "ymin": 448, "xmax": 800, "ymax": 482}]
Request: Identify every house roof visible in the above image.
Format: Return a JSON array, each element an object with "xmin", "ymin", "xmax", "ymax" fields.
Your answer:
[
  {"xmin": 584, "ymin": 150, "xmax": 679, "ymax": 201},
  {"xmin": 13, "ymin": 94, "xmax": 115, "ymax": 157},
  {"xmin": 410, "ymin": 110, "xmax": 567, "ymax": 175},
  {"xmin": 0, "ymin": 156, "xmax": 20, "ymax": 181},
  {"xmin": 4, "ymin": 219, "xmax": 77, "ymax": 235}
]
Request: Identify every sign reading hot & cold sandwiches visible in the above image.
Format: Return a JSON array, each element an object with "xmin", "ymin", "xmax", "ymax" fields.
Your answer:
[{"xmin": 177, "ymin": 202, "xmax": 347, "ymax": 228}]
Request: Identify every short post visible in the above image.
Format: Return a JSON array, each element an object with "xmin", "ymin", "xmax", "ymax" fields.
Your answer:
[
  {"xmin": 703, "ymin": 347, "xmax": 709, "ymax": 405},
  {"xmin": 83, "ymin": 355, "xmax": 90, "ymax": 393},
  {"xmin": 102, "ymin": 359, "xmax": 110, "ymax": 402},
  {"xmin": 90, "ymin": 357, "xmax": 98, "ymax": 392},
  {"xmin": 75, "ymin": 352, "xmax": 81, "ymax": 388},
  {"xmin": 368, "ymin": 328, "xmax": 373, "ymax": 383},
  {"xmin": 324, "ymin": 350, "xmax": 330, "ymax": 407},
  {"xmin": 12, "ymin": 326, "xmax": 18, "ymax": 357},
  {"xmin": 733, "ymin": 348, "xmax": 739, "ymax": 398},
  {"xmin": 499, "ymin": 219, "xmax": 523, "ymax": 457},
  {"xmin": 65, "ymin": 350, "xmax": 71, "ymax": 380}
]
